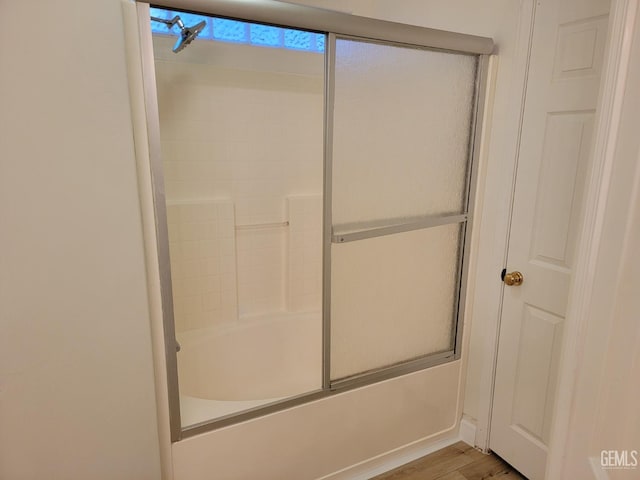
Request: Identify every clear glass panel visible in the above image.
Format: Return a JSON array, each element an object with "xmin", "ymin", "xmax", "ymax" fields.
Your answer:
[
  {"xmin": 152, "ymin": 10, "xmax": 325, "ymax": 427},
  {"xmin": 331, "ymin": 39, "xmax": 477, "ymax": 228},
  {"xmin": 330, "ymin": 224, "xmax": 462, "ymax": 380}
]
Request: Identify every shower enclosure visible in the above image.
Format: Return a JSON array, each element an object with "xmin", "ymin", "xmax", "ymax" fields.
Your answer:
[{"xmin": 136, "ymin": 0, "xmax": 492, "ymax": 441}]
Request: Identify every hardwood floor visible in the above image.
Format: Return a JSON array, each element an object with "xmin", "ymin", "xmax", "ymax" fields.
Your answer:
[{"xmin": 371, "ymin": 441, "xmax": 526, "ymax": 480}]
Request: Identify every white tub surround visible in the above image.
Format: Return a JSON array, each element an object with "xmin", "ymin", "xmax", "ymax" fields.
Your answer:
[{"xmin": 177, "ymin": 311, "xmax": 322, "ymax": 426}]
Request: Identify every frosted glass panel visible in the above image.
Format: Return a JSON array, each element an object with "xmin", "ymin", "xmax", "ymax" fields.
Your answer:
[
  {"xmin": 330, "ymin": 224, "xmax": 462, "ymax": 380},
  {"xmin": 332, "ymin": 39, "xmax": 477, "ymax": 227}
]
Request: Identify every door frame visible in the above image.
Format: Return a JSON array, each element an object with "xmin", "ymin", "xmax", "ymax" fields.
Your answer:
[
  {"xmin": 467, "ymin": 0, "xmax": 537, "ymax": 452},
  {"xmin": 546, "ymin": 0, "xmax": 640, "ymax": 477},
  {"xmin": 469, "ymin": 0, "xmax": 638, "ymax": 471}
]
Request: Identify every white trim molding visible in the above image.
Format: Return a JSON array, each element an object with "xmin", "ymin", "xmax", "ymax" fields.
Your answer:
[
  {"xmin": 468, "ymin": 0, "xmax": 537, "ymax": 452},
  {"xmin": 459, "ymin": 415, "xmax": 478, "ymax": 447},
  {"xmin": 121, "ymin": 1, "xmax": 173, "ymax": 478}
]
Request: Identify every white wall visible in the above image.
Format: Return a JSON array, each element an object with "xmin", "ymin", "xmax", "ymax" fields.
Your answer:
[{"xmin": 0, "ymin": 1, "xmax": 161, "ymax": 479}]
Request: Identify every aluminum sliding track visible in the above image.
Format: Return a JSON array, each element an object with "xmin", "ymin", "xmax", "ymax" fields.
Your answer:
[{"xmin": 146, "ymin": 0, "xmax": 494, "ymax": 54}]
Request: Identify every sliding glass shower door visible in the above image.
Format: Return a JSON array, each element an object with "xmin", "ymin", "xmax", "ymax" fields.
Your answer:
[
  {"xmin": 139, "ymin": 0, "xmax": 491, "ymax": 440},
  {"xmin": 328, "ymin": 37, "xmax": 479, "ymax": 383}
]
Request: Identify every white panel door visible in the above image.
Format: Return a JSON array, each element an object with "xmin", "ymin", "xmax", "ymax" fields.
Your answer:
[{"xmin": 490, "ymin": 0, "xmax": 610, "ymax": 478}]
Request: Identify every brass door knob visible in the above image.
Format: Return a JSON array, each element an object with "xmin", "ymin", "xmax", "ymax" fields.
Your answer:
[{"xmin": 503, "ymin": 271, "xmax": 524, "ymax": 286}]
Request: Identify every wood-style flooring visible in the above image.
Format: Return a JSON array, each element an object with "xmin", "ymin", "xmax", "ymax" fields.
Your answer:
[{"xmin": 371, "ymin": 441, "xmax": 526, "ymax": 480}]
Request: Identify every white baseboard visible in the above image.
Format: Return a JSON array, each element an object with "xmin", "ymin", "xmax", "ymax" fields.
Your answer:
[
  {"xmin": 459, "ymin": 415, "xmax": 477, "ymax": 447},
  {"xmin": 589, "ymin": 457, "xmax": 610, "ymax": 480}
]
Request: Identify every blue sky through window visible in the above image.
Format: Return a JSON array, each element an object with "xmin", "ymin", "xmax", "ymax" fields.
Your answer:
[{"xmin": 150, "ymin": 7, "xmax": 325, "ymax": 53}]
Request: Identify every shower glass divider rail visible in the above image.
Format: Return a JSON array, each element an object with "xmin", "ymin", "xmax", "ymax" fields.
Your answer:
[{"xmin": 322, "ymin": 32, "xmax": 336, "ymax": 392}]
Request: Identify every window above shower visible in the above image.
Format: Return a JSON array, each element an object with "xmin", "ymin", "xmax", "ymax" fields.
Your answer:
[{"xmin": 150, "ymin": 7, "xmax": 325, "ymax": 53}]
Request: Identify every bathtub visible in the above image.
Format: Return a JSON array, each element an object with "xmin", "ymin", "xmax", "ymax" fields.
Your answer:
[{"xmin": 176, "ymin": 311, "xmax": 322, "ymax": 427}]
